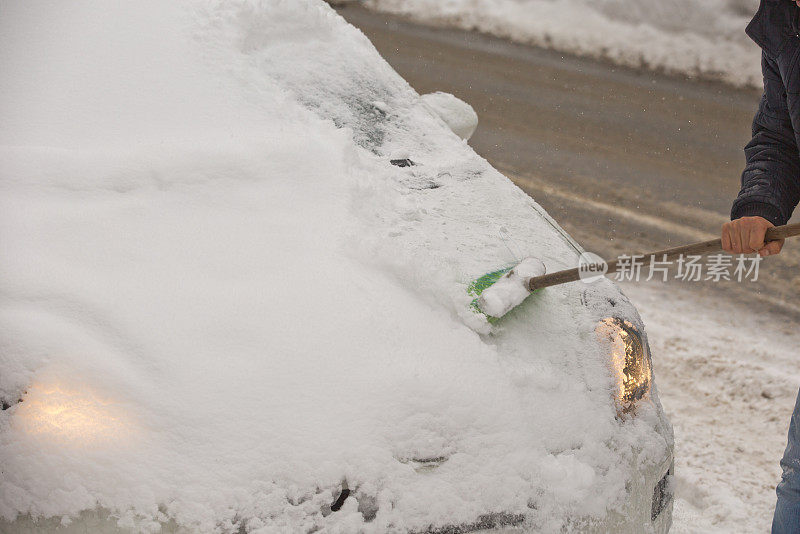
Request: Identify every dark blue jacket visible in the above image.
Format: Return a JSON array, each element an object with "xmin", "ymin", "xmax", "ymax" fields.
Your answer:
[{"xmin": 734, "ymin": 0, "xmax": 800, "ymax": 225}]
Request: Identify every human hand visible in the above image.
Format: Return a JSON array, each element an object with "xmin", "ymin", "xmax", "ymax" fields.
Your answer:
[{"xmin": 721, "ymin": 216, "xmax": 783, "ymax": 257}]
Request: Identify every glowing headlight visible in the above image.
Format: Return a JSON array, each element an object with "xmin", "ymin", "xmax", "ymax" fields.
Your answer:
[
  {"xmin": 596, "ymin": 317, "xmax": 652, "ymax": 413},
  {"xmin": 14, "ymin": 381, "xmax": 132, "ymax": 444}
]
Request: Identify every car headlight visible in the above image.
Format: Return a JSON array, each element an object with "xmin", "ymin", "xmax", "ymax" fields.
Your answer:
[
  {"xmin": 14, "ymin": 381, "xmax": 132, "ymax": 444},
  {"xmin": 596, "ymin": 317, "xmax": 652, "ymax": 414}
]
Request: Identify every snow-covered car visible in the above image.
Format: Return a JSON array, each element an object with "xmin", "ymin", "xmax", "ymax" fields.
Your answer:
[{"xmin": 0, "ymin": 1, "xmax": 672, "ymax": 533}]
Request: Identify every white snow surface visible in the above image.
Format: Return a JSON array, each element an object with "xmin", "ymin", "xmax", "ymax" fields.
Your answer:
[
  {"xmin": 366, "ymin": 0, "xmax": 764, "ymax": 87},
  {"xmin": 0, "ymin": 1, "xmax": 670, "ymax": 532}
]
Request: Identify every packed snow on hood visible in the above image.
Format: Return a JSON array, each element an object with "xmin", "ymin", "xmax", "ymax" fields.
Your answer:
[
  {"xmin": 0, "ymin": 1, "xmax": 670, "ymax": 532},
  {"xmin": 365, "ymin": 0, "xmax": 763, "ymax": 87}
]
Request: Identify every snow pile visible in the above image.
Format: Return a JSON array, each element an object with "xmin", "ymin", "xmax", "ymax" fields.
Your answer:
[
  {"xmin": 366, "ymin": 0, "xmax": 763, "ymax": 87},
  {"xmin": 421, "ymin": 92, "xmax": 479, "ymax": 140},
  {"xmin": 0, "ymin": 1, "xmax": 670, "ymax": 532}
]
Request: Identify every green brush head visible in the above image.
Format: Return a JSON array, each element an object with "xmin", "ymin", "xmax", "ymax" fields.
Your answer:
[
  {"xmin": 467, "ymin": 266, "xmax": 514, "ymax": 323},
  {"xmin": 468, "ymin": 257, "xmax": 547, "ymax": 321}
]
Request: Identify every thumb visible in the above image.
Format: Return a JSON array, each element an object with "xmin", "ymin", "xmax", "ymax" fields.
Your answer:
[{"xmin": 759, "ymin": 239, "xmax": 784, "ymax": 257}]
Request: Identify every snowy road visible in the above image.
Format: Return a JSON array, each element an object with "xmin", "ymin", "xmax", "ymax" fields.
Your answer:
[{"xmin": 339, "ymin": 5, "xmax": 800, "ymax": 532}]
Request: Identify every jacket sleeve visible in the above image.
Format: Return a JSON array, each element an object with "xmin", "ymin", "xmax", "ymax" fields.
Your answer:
[{"xmin": 732, "ymin": 52, "xmax": 800, "ymax": 226}]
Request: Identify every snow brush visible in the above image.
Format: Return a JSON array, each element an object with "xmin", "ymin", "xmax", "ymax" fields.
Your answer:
[{"xmin": 469, "ymin": 222, "xmax": 800, "ymax": 321}]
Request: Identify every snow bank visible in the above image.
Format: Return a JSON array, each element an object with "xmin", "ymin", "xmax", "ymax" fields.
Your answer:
[
  {"xmin": 0, "ymin": 1, "xmax": 670, "ymax": 532},
  {"xmin": 366, "ymin": 0, "xmax": 763, "ymax": 87}
]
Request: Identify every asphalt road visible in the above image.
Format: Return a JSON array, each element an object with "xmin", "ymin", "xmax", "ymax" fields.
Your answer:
[{"xmin": 337, "ymin": 5, "xmax": 800, "ymax": 320}]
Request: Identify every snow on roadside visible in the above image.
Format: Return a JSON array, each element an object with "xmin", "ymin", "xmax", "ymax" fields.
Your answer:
[
  {"xmin": 365, "ymin": 0, "xmax": 763, "ymax": 87},
  {"xmin": 621, "ymin": 281, "xmax": 800, "ymax": 533}
]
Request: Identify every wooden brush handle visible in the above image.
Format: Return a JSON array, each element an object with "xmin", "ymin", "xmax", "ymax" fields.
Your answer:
[
  {"xmin": 528, "ymin": 222, "xmax": 800, "ymax": 291},
  {"xmin": 765, "ymin": 222, "xmax": 800, "ymax": 240}
]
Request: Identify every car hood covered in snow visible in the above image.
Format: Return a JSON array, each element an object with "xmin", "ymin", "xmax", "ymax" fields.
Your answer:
[{"xmin": 0, "ymin": 1, "xmax": 671, "ymax": 532}]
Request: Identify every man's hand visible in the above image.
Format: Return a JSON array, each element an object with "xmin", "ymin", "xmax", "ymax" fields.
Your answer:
[{"xmin": 721, "ymin": 216, "xmax": 783, "ymax": 256}]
